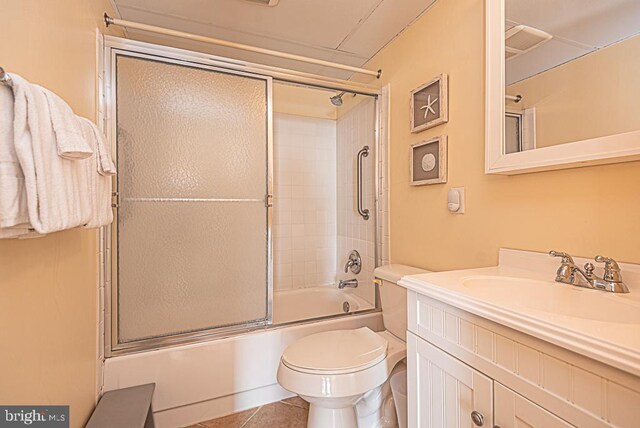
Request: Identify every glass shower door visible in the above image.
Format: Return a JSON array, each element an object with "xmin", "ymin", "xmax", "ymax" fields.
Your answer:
[{"xmin": 112, "ymin": 53, "xmax": 272, "ymax": 349}]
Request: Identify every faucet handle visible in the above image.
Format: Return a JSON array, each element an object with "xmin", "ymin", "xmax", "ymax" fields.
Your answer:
[
  {"xmin": 549, "ymin": 250, "xmax": 575, "ymax": 264},
  {"xmin": 594, "ymin": 255, "xmax": 619, "ymax": 269},
  {"xmin": 595, "ymin": 255, "xmax": 622, "ymax": 282}
]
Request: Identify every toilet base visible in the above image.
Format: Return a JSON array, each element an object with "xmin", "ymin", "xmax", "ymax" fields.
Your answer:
[
  {"xmin": 307, "ymin": 403, "xmax": 358, "ymax": 428},
  {"xmin": 277, "ymin": 331, "xmax": 407, "ymax": 428}
]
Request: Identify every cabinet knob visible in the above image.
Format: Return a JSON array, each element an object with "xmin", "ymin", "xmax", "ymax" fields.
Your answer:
[{"xmin": 471, "ymin": 410, "xmax": 484, "ymax": 426}]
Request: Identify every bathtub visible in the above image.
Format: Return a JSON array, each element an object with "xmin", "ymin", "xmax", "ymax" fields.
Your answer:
[
  {"xmin": 273, "ymin": 286, "xmax": 374, "ymax": 324},
  {"xmin": 103, "ymin": 286, "xmax": 382, "ymax": 428}
]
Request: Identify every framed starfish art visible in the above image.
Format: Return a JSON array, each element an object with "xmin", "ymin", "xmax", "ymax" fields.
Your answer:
[{"xmin": 410, "ymin": 74, "xmax": 448, "ymax": 133}]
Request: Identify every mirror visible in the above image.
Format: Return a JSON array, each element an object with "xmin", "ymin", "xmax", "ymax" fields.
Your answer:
[{"xmin": 485, "ymin": 0, "xmax": 640, "ymax": 174}]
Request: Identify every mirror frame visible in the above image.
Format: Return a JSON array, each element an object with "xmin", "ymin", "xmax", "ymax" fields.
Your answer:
[{"xmin": 485, "ymin": 0, "xmax": 640, "ymax": 175}]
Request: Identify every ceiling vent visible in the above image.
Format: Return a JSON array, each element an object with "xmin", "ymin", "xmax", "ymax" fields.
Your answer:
[
  {"xmin": 242, "ymin": 0, "xmax": 280, "ymax": 6},
  {"xmin": 505, "ymin": 25, "xmax": 552, "ymax": 60}
]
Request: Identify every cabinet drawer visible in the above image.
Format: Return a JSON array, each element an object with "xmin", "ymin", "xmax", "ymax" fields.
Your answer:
[{"xmin": 495, "ymin": 382, "xmax": 574, "ymax": 428}]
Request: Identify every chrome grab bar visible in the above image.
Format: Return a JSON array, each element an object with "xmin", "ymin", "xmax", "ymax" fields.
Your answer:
[{"xmin": 356, "ymin": 145, "xmax": 370, "ymax": 220}]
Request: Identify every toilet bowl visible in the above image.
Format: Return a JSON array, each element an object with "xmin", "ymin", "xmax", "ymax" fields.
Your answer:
[{"xmin": 277, "ymin": 264, "xmax": 427, "ymax": 428}]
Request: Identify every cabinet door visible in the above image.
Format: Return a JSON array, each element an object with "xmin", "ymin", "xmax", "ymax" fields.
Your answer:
[
  {"xmin": 494, "ymin": 383, "xmax": 574, "ymax": 428},
  {"xmin": 408, "ymin": 332, "xmax": 493, "ymax": 428}
]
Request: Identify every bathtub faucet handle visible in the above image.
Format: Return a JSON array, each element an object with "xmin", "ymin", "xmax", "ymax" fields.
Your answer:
[{"xmin": 344, "ymin": 250, "xmax": 362, "ymax": 274}]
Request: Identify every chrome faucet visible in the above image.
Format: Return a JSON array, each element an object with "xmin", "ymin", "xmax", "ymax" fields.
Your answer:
[
  {"xmin": 338, "ymin": 278, "xmax": 358, "ymax": 289},
  {"xmin": 344, "ymin": 250, "xmax": 362, "ymax": 274},
  {"xmin": 549, "ymin": 250, "xmax": 629, "ymax": 293}
]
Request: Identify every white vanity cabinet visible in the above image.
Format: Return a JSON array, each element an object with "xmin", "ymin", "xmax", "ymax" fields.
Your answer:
[{"xmin": 406, "ymin": 290, "xmax": 640, "ymax": 428}]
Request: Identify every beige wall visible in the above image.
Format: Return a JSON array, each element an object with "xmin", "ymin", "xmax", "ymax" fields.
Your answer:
[
  {"xmin": 508, "ymin": 33, "xmax": 640, "ymax": 148},
  {"xmin": 0, "ymin": 2, "xmax": 121, "ymax": 427},
  {"xmin": 273, "ymin": 82, "xmax": 337, "ymax": 119},
  {"xmin": 362, "ymin": 0, "xmax": 640, "ymax": 271}
]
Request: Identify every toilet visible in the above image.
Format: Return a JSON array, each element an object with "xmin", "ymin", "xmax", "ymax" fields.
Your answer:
[{"xmin": 277, "ymin": 264, "xmax": 427, "ymax": 428}]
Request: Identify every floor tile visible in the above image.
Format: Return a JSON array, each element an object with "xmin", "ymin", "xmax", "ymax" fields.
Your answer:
[
  {"xmin": 197, "ymin": 407, "xmax": 260, "ymax": 428},
  {"xmin": 280, "ymin": 396, "xmax": 309, "ymax": 410},
  {"xmin": 242, "ymin": 401, "xmax": 307, "ymax": 428}
]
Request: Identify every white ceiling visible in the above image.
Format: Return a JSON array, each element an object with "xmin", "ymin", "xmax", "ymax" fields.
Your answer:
[
  {"xmin": 506, "ymin": 0, "xmax": 640, "ymax": 85},
  {"xmin": 109, "ymin": 0, "xmax": 436, "ymax": 80}
]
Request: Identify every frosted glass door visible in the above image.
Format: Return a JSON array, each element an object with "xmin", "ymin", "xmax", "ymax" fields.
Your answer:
[{"xmin": 115, "ymin": 55, "xmax": 271, "ymax": 344}]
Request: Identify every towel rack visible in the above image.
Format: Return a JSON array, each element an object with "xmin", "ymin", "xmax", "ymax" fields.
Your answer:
[{"xmin": 0, "ymin": 67, "xmax": 13, "ymax": 87}]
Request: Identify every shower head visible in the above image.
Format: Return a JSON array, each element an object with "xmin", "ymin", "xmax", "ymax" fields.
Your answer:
[{"xmin": 330, "ymin": 92, "xmax": 345, "ymax": 106}]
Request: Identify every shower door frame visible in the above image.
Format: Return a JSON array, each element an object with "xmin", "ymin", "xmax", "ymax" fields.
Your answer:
[
  {"xmin": 103, "ymin": 40, "xmax": 274, "ymax": 355},
  {"xmin": 101, "ymin": 36, "xmax": 385, "ymax": 357}
]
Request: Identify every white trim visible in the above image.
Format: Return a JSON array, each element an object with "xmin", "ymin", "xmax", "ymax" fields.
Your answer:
[{"xmin": 484, "ymin": 0, "xmax": 640, "ymax": 175}]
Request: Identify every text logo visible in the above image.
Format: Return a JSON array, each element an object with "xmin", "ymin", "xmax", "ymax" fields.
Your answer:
[{"xmin": 0, "ymin": 406, "xmax": 69, "ymax": 427}]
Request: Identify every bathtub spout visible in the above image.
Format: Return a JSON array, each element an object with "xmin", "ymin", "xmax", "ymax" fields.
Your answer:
[{"xmin": 338, "ymin": 279, "xmax": 358, "ymax": 289}]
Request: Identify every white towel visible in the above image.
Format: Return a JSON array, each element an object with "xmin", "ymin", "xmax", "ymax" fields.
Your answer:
[
  {"xmin": 0, "ymin": 84, "xmax": 35, "ymax": 239},
  {"xmin": 78, "ymin": 117, "xmax": 114, "ymax": 228},
  {"xmin": 0, "ymin": 227, "xmax": 43, "ymax": 239},
  {"xmin": 0, "ymin": 225, "xmax": 30, "ymax": 239},
  {"xmin": 0, "ymin": 85, "xmax": 29, "ymax": 229},
  {"xmin": 39, "ymin": 85, "xmax": 93, "ymax": 160},
  {"xmin": 85, "ymin": 118, "xmax": 116, "ymax": 176},
  {"xmin": 11, "ymin": 74, "xmax": 92, "ymax": 234}
]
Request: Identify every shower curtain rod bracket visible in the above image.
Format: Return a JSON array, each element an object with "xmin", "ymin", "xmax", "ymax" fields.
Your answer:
[{"xmin": 104, "ymin": 13, "xmax": 114, "ymax": 27}]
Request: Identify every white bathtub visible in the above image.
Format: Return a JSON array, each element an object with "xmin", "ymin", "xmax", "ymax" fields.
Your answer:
[
  {"xmin": 103, "ymin": 287, "xmax": 382, "ymax": 428},
  {"xmin": 273, "ymin": 286, "xmax": 374, "ymax": 324}
]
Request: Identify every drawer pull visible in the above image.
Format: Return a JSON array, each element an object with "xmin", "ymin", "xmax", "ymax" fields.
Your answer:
[{"xmin": 471, "ymin": 410, "xmax": 484, "ymax": 426}]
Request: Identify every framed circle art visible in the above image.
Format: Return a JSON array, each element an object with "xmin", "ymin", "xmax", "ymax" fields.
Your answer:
[{"xmin": 410, "ymin": 135, "xmax": 448, "ymax": 186}]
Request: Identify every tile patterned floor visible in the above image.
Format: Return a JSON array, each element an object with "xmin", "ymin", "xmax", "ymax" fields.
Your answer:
[{"xmin": 186, "ymin": 397, "xmax": 309, "ymax": 428}]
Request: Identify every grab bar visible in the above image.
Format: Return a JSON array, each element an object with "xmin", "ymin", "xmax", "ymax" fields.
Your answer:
[{"xmin": 357, "ymin": 145, "xmax": 370, "ymax": 220}]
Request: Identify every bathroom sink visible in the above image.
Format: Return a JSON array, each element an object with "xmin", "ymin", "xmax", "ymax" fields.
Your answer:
[{"xmin": 460, "ymin": 276, "xmax": 640, "ymax": 324}]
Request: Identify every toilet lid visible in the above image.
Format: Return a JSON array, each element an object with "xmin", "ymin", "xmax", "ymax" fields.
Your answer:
[{"xmin": 281, "ymin": 327, "xmax": 388, "ymax": 374}]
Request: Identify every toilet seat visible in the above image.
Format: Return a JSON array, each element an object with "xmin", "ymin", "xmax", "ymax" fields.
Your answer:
[
  {"xmin": 282, "ymin": 327, "xmax": 388, "ymax": 375},
  {"xmin": 277, "ymin": 330, "xmax": 406, "ymax": 400}
]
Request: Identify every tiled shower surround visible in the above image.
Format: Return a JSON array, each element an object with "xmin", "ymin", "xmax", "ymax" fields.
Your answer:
[
  {"xmin": 336, "ymin": 98, "xmax": 377, "ymax": 305},
  {"xmin": 273, "ymin": 114, "xmax": 337, "ymax": 290},
  {"xmin": 273, "ymin": 97, "xmax": 386, "ymax": 306}
]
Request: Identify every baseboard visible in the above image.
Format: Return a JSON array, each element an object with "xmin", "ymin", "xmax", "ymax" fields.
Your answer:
[{"xmin": 153, "ymin": 383, "xmax": 294, "ymax": 428}]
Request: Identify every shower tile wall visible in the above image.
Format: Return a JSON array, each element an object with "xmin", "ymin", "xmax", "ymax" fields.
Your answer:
[
  {"xmin": 272, "ymin": 114, "xmax": 337, "ymax": 291},
  {"xmin": 336, "ymin": 98, "xmax": 377, "ymax": 305}
]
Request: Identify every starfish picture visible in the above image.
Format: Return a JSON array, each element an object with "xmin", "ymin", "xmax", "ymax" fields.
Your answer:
[{"xmin": 420, "ymin": 95, "xmax": 438, "ymax": 119}]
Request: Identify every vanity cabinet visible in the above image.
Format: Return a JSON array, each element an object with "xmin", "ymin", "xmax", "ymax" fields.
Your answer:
[{"xmin": 407, "ymin": 290, "xmax": 640, "ymax": 428}]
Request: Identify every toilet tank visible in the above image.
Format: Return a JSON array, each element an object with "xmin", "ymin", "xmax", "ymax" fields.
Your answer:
[{"xmin": 374, "ymin": 264, "xmax": 429, "ymax": 340}]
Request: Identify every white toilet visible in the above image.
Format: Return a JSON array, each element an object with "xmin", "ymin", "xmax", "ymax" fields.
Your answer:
[{"xmin": 277, "ymin": 264, "xmax": 426, "ymax": 428}]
